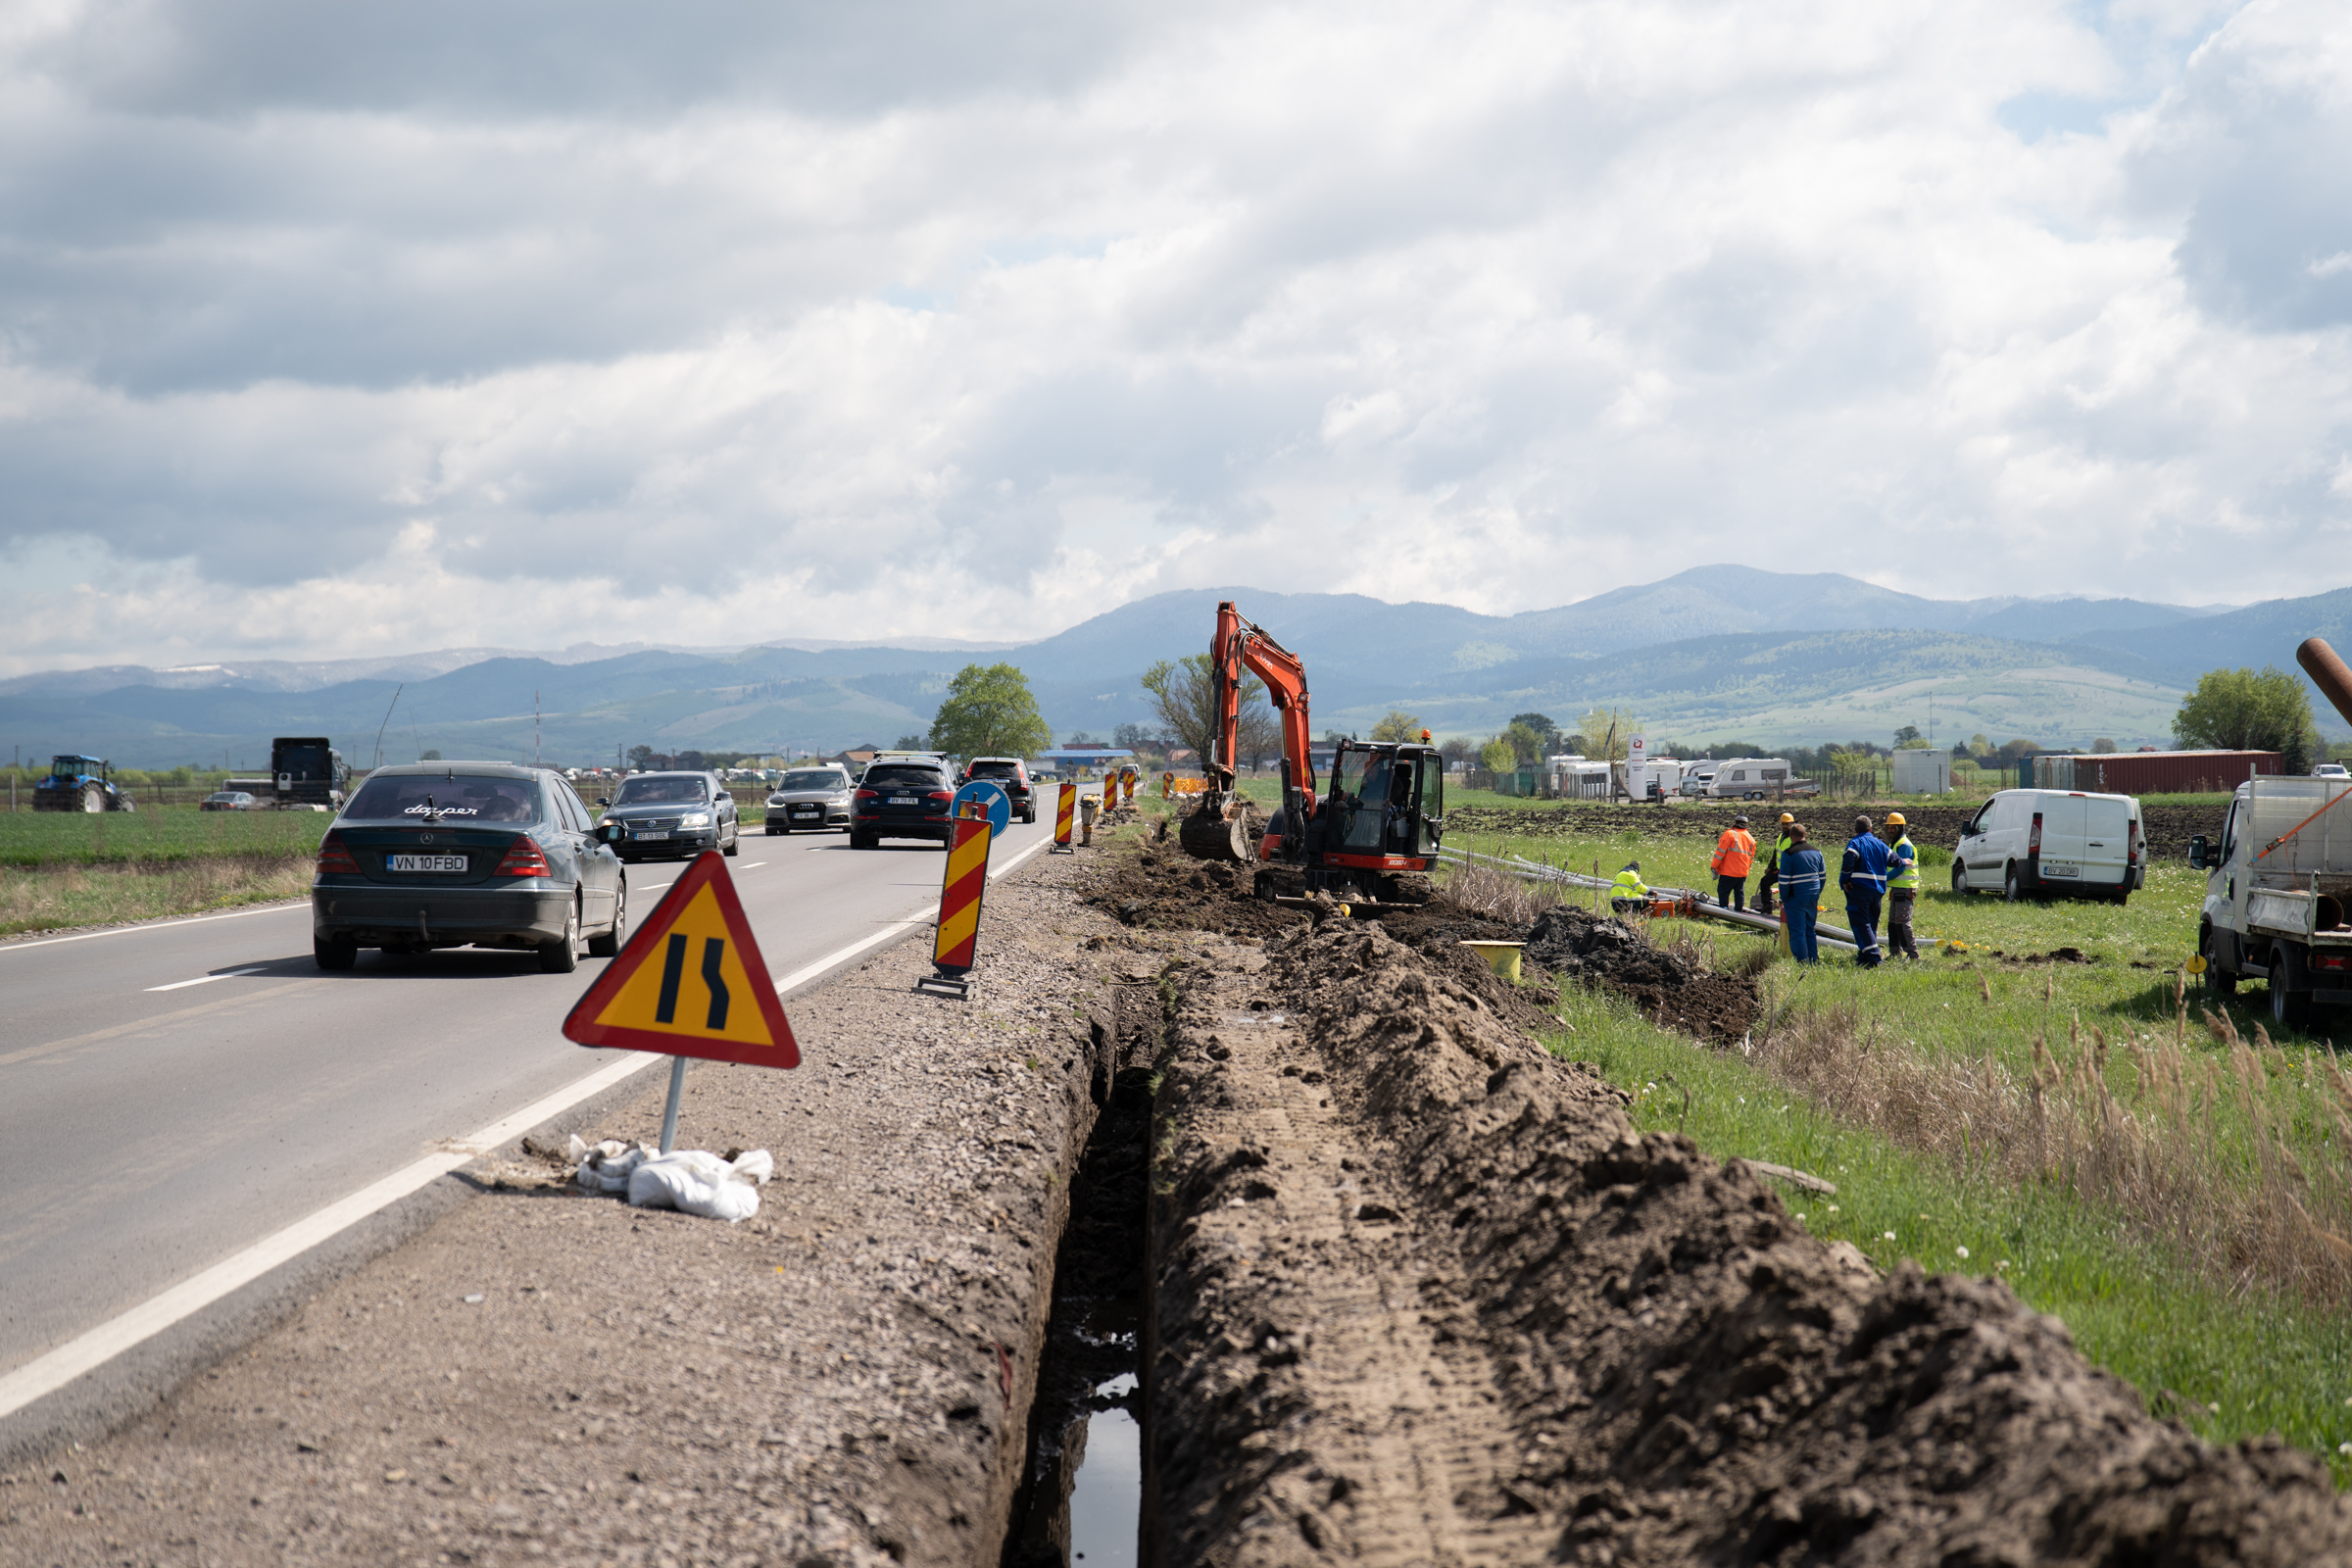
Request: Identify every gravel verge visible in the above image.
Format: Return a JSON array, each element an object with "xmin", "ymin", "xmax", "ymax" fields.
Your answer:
[{"xmin": 2, "ymin": 850, "xmax": 1129, "ymax": 1567}]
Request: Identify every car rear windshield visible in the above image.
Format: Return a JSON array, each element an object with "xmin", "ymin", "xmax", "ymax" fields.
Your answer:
[
  {"xmin": 615, "ymin": 775, "xmax": 709, "ymax": 805},
  {"xmin": 344, "ymin": 775, "xmax": 543, "ymax": 823},
  {"xmin": 864, "ymin": 764, "xmax": 945, "ymax": 788},
  {"xmin": 777, "ymin": 770, "xmax": 845, "ymax": 791},
  {"xmin": 968, "ymin": 761, "xmax": 1020, "ymax": 779}
]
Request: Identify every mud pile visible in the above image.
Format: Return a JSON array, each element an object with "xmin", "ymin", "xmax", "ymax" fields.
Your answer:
[
  {"xmin": 1146, "ymin": 917, "xmax": 2352, "ymax": 1564},
  {"xmin": 1087, "ymin": 847, "xmax": 1304, "ymax": 940},
  {"xmin": 1526, "ymin": 905, "xmax": 1759, "ymax": 1043}
]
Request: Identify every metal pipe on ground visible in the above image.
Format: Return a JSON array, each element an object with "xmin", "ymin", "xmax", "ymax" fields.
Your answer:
[{"xmin": 1435, "ymin": 846, "xmax": 1861, "ymax": 951}]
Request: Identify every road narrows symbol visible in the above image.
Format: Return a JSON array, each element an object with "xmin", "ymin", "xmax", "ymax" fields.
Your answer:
[
  {"xmin": 701, "ymin": 938, "xmax": 730, "ymax": 1029},
  {"xmin": 656, "ymin": 933, "xmax": 688, "ymax": 1024}
]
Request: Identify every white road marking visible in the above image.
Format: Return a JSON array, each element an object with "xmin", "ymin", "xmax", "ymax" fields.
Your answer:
[
  {"xmin": 0, "ymin": 823, "xmax": 1058, "ymax": 1426},
  {"xmin": 0, "ymin": 901, "xmax": 306, "ymax": 956},
  {"xmin": 741, "ymin": 861, "xmax": 766, "ymax": 869},
  {"xmin": 144, "ymin": 966, "xmax": 268, "ymax": 993}
]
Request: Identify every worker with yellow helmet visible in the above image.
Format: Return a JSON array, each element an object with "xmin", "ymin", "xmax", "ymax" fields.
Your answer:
[
  {"xmin": 1755, "ymin": 811, "xmax": 1797, "ymax": 916},
  {"xmin": 1884, "ymin": 810, "xmax": 1921, "ymax": 959}
]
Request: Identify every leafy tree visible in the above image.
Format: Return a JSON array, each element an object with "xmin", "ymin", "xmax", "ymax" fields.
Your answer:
[
  {"xmin": 893, "ymin": 734, "xmax": 929, "ymax": 751},
  {"xmin": 419, "ymin": 749, "xmax": 442, "ymax": 761},
  {"xmin": 1064, "ymin": 731, "xmax": 1098, "ymax": 746},
  {"xmin": 2176, "ymin": 664, "xmax": 2316, "ymax": 771},
  {"xmin": 1967, "ymin": 733, "xmax": 1990, "ymax": 756},
  {"xmin": 2090, "ymin": 737, "xmax": 2118, "ymax": 754},
  {"xmin": 1370, "ymin": 710, "xmax": 1424, "ymax": 743},
  {"xmin": 1508, "ymin": 711, "xmax": 1561, "ymax": 754},
  {"xmin": 1141, "ymin": 657, "xmax": 1278, "ymax": 771},
  {"xmin": 1577, "ymin": 708, "xmax": 1639, "ymax": 762},
  {"xmin": 1502, "ymin": 720, "xmax": 1546, "ymax": 765},
  {"xmin": 1893, "ymin": 724, "xmax": 1925, "ymax": 749},
  {"xmin": 928, "ymin": 662, "xmax": 1052, "ymax": 760},
  {"xmin": 1439, "ymin": 736, "xmax": 1477, "ymax": 766},
  {"xmin": 1995, "ymin": 738, "xmax": 2043, "ymax": 763},
  {"xmin": 626, "ymin": 745, "xmax": 655, "ymax": 768},
  {"xmin": 1113, "ymin": 721, "xmax": 1158, "ymax": 752},
  {"xmin": 1479, "ymin": 738, "xmax": 1516, "ymax": 774}
]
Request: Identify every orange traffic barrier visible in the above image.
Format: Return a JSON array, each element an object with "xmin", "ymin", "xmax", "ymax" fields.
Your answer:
[
  {"xmin": 918, "ymin": 812, "xmax": 994, "ymax": 1000},
  {"xmin": 1052, "ymin": 782, "xmax": 1077, "ymax": 853}
]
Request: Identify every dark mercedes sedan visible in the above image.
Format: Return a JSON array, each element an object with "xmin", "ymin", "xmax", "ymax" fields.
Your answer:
[
  {"xmin": 311, "ymin": 762, "xmax": 625, "ymax": 972},
  {"xmin": 598, "ymin": 770, "xmax": 742, "ymax": 861}
]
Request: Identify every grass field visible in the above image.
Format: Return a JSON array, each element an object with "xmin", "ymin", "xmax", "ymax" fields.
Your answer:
[
  {"xmin": 0, "ymin": 808, "xmax": 332, "ymax": 867},
  {"xmin": 1439, "ymin": 811, "xmax": 2352, "ymax": 1474}
]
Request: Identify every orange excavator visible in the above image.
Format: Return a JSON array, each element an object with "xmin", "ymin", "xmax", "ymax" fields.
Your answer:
[{"xmin": 1177, "ymin": 601, "xmax": 1446, "ymax": 905}]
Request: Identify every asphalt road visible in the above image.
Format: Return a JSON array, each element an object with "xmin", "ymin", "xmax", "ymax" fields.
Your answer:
[{"xmin": 0, "ymin": 815, "xmax": 1054, "ymax": 1390}]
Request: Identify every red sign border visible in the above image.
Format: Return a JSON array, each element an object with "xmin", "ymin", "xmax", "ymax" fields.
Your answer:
[{"xmin": 562, "ymin": 851, "xmax": 800, "ymax": 1068}]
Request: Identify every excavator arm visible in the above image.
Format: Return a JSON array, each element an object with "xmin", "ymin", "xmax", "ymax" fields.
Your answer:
[{"xmin": 1181, "ymin": 601, "xmax": 1313, "ymax": 862}]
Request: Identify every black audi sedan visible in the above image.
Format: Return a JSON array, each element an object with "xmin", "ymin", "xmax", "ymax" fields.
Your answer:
[
  {"xmin": 311, "ymin": 762, "xmax": 625, "ymax": 972},
  {"xmin": 598, "ymin": 770, "xmax": 742, "ymax": 861}
]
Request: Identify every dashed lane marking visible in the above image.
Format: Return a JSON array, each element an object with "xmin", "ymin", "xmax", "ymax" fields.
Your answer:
[{"xmin": 145, "ymin": 966, "xmax": 269, "ymax": 993}]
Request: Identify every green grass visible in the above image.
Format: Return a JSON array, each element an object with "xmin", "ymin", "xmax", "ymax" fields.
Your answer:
[
  {"xmin": 0, "ymin": 808, "xmax": 331, "ymax": 867},
  {"xmin": 1556, "ymin": 984, "xmax": 2352, "ymax": 1469}
]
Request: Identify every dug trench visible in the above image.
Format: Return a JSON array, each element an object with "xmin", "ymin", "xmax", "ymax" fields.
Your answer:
[{"xmin": 1114, "ymin": 846, "xmax": 2352, "ymax": 1563}]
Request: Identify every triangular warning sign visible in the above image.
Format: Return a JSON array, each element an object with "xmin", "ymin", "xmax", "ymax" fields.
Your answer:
[{"xmin": 563, "ymin": 851, "xmax": 799, "ymax": 1068}]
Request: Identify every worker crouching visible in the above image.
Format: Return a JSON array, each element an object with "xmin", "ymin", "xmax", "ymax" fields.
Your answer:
[
  {"xmin": 1610, "ymin": 860, "xmax": 1649, "ymax": 914},
  {"xmin": 1840, "ymin": 814, "xmax": 1889, "ymax": 968},
  {"xmin": 1884, "ymin": 810, "xmax": 1920, "ymax": 959},
  {"xmin": 1777, "ymin": 825, "xmax": 1826, "ymax": 962}
]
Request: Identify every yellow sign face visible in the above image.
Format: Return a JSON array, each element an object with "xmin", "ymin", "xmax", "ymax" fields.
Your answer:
[{"xmin": 586, "ymin": 882, "xmax": 778, "ymax": 1048}]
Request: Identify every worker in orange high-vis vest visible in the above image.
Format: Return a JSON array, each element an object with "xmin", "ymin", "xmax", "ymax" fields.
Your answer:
[{"xmin": 1709, "ymin": 813, "xmax": 1756, "ymax": 910}]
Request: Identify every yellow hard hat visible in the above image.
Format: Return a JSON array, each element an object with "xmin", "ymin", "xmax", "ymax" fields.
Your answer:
[
  {"xmin": 1779, "ymin": 812, "xmax": 1795, "ymax": 825},
  {"xmin": 1886, "ymin": 811, "xmax": 1907, "ymax": 827}
]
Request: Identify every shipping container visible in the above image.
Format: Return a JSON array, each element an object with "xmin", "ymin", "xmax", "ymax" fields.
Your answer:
[{"xmin": 2060, "ymin": 751, "xmax": 2282, "ymax": 796}]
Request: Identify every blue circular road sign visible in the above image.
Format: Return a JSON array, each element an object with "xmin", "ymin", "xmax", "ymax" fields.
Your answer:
[{"xmin": 953, "ymin": 779, "xmax": 1011, "ymax": 836}]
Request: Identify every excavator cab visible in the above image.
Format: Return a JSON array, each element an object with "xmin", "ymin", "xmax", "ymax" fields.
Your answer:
[{"xmin": 1318, "ymin": 743, "xmax": 1442, "ymax": 858}]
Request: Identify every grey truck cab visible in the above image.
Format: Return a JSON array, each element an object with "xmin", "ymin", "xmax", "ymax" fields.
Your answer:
[
  {"xmin": 2191, "ymin": 775, "xmax": 2352, "ymax": 1027},
  {"xmin": 1953, "ymin": 787, "xmax": 2143, "ymax": 904}
]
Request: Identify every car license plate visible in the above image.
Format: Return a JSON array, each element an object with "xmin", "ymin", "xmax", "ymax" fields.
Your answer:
[
  {"xmin": 793, "ymin": 807, "xmax": 818, "ymax": 816},
  {"xmin": 634, "ymin": 830, "xmax": 670, "ymax": 840},
  {"xmin": 2042, "ymin": 861, "xmax": 2080, "ymax": 877},
  {"xmin": 388, "ymin": 854, "xmax": 466, "ymax": 873},
  {"xmin": 890, "ymin": 796, "xmax": 916, "ymax": 806}
]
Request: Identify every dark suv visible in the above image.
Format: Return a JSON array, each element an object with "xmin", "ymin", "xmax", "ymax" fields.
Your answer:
[
  {"xmin": 597, "ymin": 770, "xmax": 741, "ymax": 861},
  {"xmin": 851, "ymin": 758, "xmax": 955, "ymax": 848},
  {"xmin": 960, "ymin": 757, "xmax": 1036, "ymax": 824}
]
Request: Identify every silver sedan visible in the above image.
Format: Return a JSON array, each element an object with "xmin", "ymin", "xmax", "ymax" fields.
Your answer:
[{"xmin": 764, "ymin": 767, "xmax": 855, "ymax": 834}]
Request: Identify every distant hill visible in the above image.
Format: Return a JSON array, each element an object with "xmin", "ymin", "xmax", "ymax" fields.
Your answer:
[{"xmin": 7, "ymin": 565, "xmax": 2341, "ymax": 769}]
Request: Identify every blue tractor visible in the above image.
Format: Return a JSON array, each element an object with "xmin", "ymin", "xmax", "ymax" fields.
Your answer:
[{"xmin": 32, "ymin": 755, "xmax": 137, "ymax": 813}]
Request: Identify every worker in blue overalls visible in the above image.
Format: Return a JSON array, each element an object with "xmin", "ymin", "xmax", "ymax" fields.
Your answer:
[
  {"xmin": 1777, "ymin": 824, "xmax": 1827, "ymax": 963},
  {"xmin": 1838, "ymin": 813, "xmax": 1890, "ymax": 968}
]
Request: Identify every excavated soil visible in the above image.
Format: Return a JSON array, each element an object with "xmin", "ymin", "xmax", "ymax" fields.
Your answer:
[
  {"xmin": 1525, "ymin": 905, "xmax": 1761, "ymax": 1044},
  {"xmin": 1145, "ymin": 908, "xmax": 2352, "ymax": 1565}
]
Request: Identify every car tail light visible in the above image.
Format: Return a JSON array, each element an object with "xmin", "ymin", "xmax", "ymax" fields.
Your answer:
[
  {"xmin": 856, "ymin": 788, "xmax": 878, "ymax": 802},
  {"xmin": 495, "ymin": 836, "xmax": 552, "ymax": 877},
  {"xmin": 2314, "ymin": 954, "xmax": 2349, "ymax": 971},
  {"xmin": 928, "ymin": 790, "xmax": 953, "ymax": 804},
  {"xmin": 316, "ymin": 831, "xmax": 359, "ymax": 875},
  {"xmin": 2029, "ymin": 812, "xmax": 2042, "ymax": 857}
]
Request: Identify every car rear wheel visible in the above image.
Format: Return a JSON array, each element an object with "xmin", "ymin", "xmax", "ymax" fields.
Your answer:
[
  {"xmin": 588, "ymin": 880, "xmax": 626, "ymax": 958},
  {"xmin": 2004, "ymin": 863, "xmax": 2025, "ymax": 902},
  {"xmin": 540, "ymin": 899, "xmax": 581, "ymax": 973},
  {"xmin": 314, "ymin": 935, "xmax": 357, "ymax": 971},
  {"xmin": 851, "ymin": 831, "xmax": 874, "ymax": 850},
  {"xmin": 1952, "ymin": 861, "xmax": 1973, "ymax": 896},
  {"xmin": 723, "ymin": 830, "xmax": 739, "ymax": 858},
  {"xmin": 2271, "ymin": 943, "xmax": 2311, "ymax": 1029}
]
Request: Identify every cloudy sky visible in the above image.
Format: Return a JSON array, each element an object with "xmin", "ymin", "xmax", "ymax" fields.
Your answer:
[{"xmin": 2, "ymin": 0, "xmax": 2347, "ymax": 673}]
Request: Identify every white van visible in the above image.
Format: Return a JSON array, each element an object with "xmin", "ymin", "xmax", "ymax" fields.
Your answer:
[
  {"xmin": 1952, "ymin": 788, "xmax": 2143, "ymax": 905},
  {"xmin": 1709, "ymin": 759, "xmax": 1793, "ymax": 799}
]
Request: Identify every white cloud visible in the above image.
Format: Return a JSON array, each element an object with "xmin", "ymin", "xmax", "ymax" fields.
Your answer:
[{"xmin": 0, "ymin": 0, "xmax": 2348, "ymax": 673}]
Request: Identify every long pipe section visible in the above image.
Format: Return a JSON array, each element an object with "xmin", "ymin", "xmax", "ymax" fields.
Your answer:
[{"xmin": 2299, "ymin": 638, "xmax": 2352, "ymax": 731}]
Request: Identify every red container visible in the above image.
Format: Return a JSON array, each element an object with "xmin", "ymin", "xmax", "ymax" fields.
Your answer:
[{"xmin": 2068, "ymin": 751, "xmax": 2283, "ymax": 796}]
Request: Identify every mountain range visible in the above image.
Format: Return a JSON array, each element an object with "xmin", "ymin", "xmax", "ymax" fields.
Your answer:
[{"xmin": 10, "ymin": 565, "xmax": 2350, "ymax": 770}]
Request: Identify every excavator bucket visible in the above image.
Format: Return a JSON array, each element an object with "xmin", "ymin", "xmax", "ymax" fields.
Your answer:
[{"xmin": 1178, "ymin": 799, "xmax": 1251, "ymax": 862}]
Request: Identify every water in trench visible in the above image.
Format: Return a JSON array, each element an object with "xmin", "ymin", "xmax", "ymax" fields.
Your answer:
[{"xmin": 1003, "ymin": 1057, "xmax": 1153, "ymax": 1567}]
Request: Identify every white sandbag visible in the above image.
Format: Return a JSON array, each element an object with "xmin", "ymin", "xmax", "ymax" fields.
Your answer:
[
  {"xmin": 625, "ymin": 1148, "xmax": 774, "ymax": 1222},
  {"xmin": 571, "ymin": 1136, "xmax": 654, "ymax": 1194}
]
